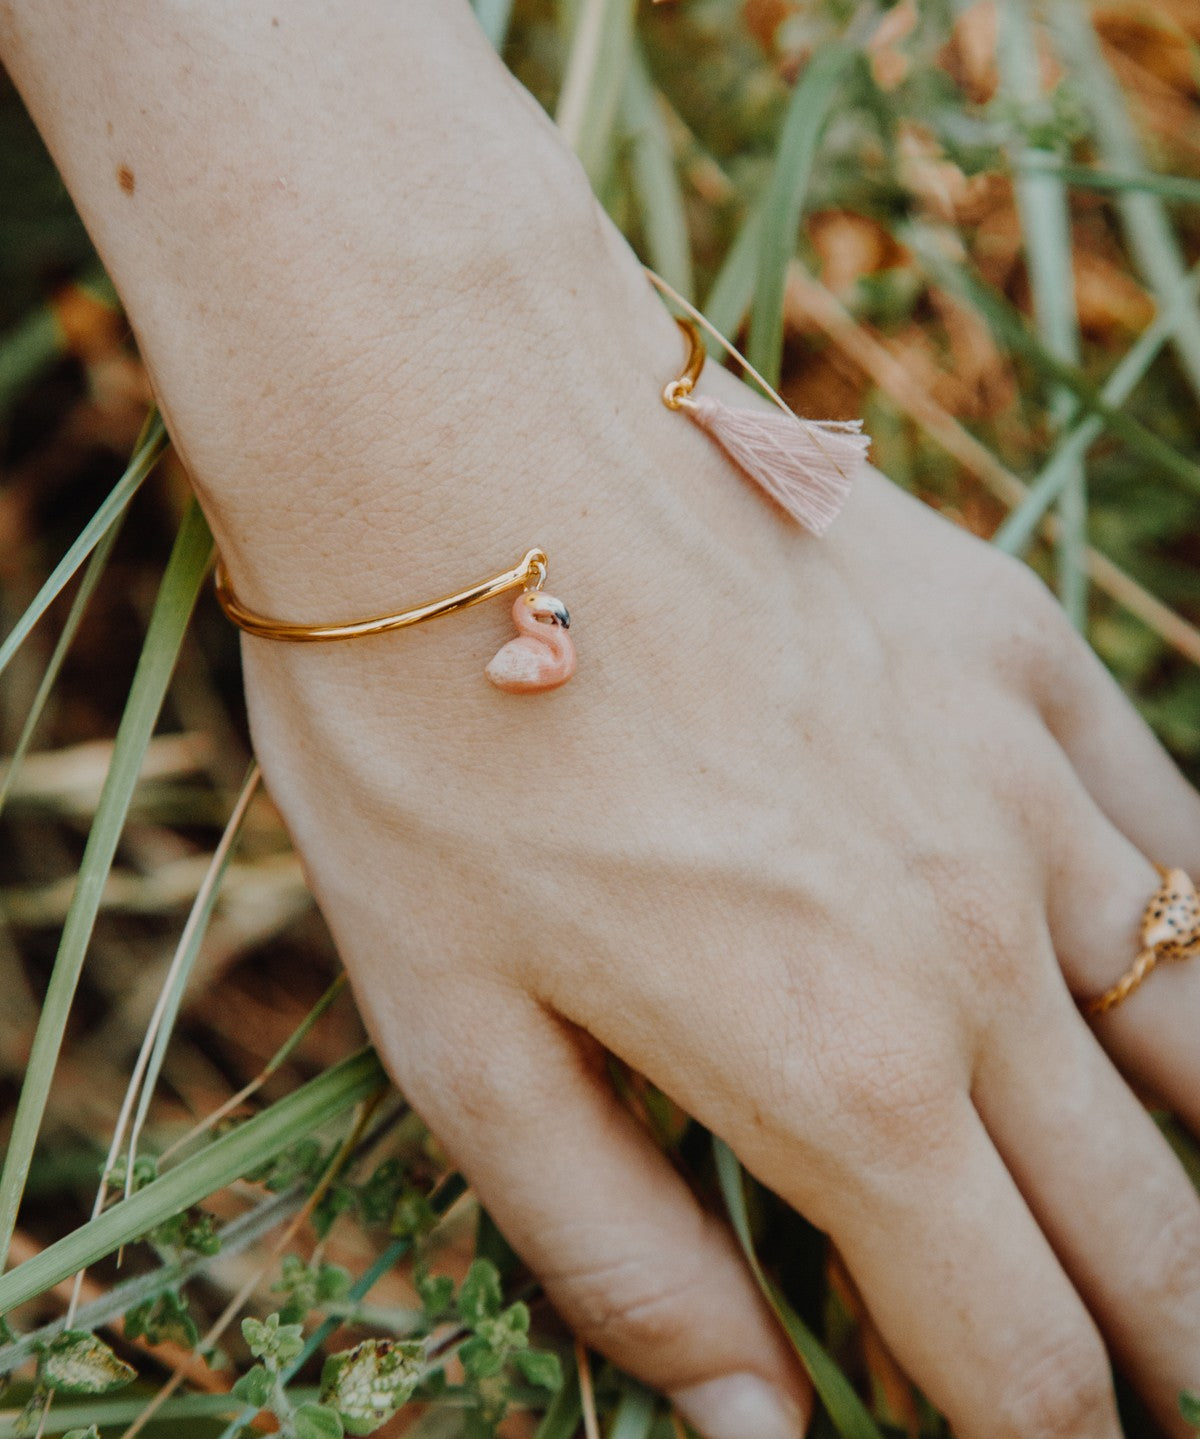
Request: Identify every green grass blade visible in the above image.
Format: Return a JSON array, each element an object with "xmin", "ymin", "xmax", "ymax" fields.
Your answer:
[
  {"xmin": 1048, "ymin": 0, "xmax": 1200, "ymax": 403},
  {"xmin": 994, "ymin": 261, "xmax": 1200, "ymax": 555},
  {"xmin": 623, "ymin": 42, "xmax": 693, "ymax": 299},
  {"xmin": 704, "ymin": 199, "xmax": 764, "ymax": 343},
  {"xmin": 0, "ymin": 307, "xmax": 59, "ymax": 413},
  {"xmin": 0, "ymin": 1391, "xmax": 295, "ymax": 1436},
  {"xmin": 555, "ymin": 0, "xmax": 637, "ymax": 188},
  {"xmin": 533, "ymin": 1362, "xmax": 582, "ymax": 1439},
  {"xmin": 0, "ymin": 1188, "xmax": 302, "ymax": 1372},
  {"xmin": 123, "ymin": 763, "xmax": 262, "ymax": 1182},
  {"xmin": 901, "ymin": 221, "xmax": 1200, "ymax": 499},
  {"xmin": 606, "ymin": 1377, "xmax": 657, "ymax": 1439},
  {"xmin": 748, "ymin": 42, "xmax": 858, "ymax": 386},
  {"xmin": 0, "ymin": 1047, "xmax": 388, "ymax": 1314},
  {"xmin": 713, "ymin": 1139, "xmax": 884, "ymax": 1439},
  {"xmin": 0, "ymin": 512, "xmax": 124, "ymax": 821},
  {"xmin": 998, "ymin": 0, "xmax": 1086, "ymax": 625},
  {"xmin": 0, "ymin": 498, "xmax": 212, "ymax": 1275},
  {"xmin": 472, "ymin": 0, "xmax": 515, "ymax": 51},
  {"xmin": 0, "ymin": 416, "xmax": 167, "ymax": 680},
  {"xmin": 1015, "ymin": 158, "xmax": 1200, "ymax": 207}
]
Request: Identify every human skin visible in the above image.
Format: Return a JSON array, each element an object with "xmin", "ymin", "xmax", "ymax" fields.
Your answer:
[{"xmin": 5, "ymin": 3, "xmax": 1200, "ymax": 1435}]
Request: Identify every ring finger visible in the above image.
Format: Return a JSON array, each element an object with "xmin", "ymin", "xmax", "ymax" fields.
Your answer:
[
  {"xmin": 1042, "ymin": 760, "xmax": 1200, "ymax": 1131},
  {"xmin": 976, "ymin": 960, "xmax": 1200, "ymax": 1436}
]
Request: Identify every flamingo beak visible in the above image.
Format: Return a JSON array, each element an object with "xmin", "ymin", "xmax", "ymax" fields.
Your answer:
[{"xmin": 527, "ymin": 593, "xmax": 570, "ymax": 628}]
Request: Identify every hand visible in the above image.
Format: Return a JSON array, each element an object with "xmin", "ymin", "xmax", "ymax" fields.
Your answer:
[
  {"xmin": 231, "ymin": 242, "xmax": 1200, "ymax": 1438},
  {"xmin": 10, "ymin": 5, "xmax": 1199, "ymax": 1432}
]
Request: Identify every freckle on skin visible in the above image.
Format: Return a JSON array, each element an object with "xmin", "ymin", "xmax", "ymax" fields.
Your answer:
[{"xmin": 117, "ymin": 164, "xmax": 135, "ymax": 195}]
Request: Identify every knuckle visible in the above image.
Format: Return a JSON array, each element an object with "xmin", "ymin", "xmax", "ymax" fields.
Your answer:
[
  {"xmin": 542, "ymin": 1226, "xmax": 712, "ymax": 1357},
  {"xmin": 798, "ymin": 1012, "xmax": 963, "ymax": 1170},
  {"xmin": 1126, "ymin": 1199, "xmax": 1200, "ymax": 1319},
  {"xmin": 994, "ymin": 1329, "xmax": 1114, "ymax": 1439},
  {"xmin": 989, "ymin": 557, "xmax": 1090, "ymax": 696}
]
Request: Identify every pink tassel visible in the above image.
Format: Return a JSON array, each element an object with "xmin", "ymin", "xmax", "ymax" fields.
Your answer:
[{"xmin": 680, "ymin": 394, "xmax": 869, "ymax": 536}]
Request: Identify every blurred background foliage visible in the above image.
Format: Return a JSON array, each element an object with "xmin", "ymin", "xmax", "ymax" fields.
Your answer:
[{"xmin": 1, "ymin": 1, "xmax": 1199, "ymax": 1435}]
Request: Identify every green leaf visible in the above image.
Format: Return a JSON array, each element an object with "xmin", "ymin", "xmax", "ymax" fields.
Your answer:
[
  {"xmin": 243, "ymin": 1313, "xmax": 305, "ymax": 1367},
  {"xmin": 38, "ymin": 1332, "xmax": 135, "ymax": 1396},
  {"xmin": 230, "ymin": 1363, "xmax": 274, "ymax": 1408},
  {"xmin": 293, "ymin": 1403, "xmax": 345, "ymax": 1439},
  {"xmin": 417, "ymin": 1272, "xmax": 454, "ymax": 1321},
  {"xmin": 1181, "ymin": 1389, "xmax": 1200, "ymax": 1429},
  {"xmin": 62, "ymin": 1429, "xmax": 102, "ymax": 1439},
  {"xmin": 313, "ymin": 1183, "xmax": 356, "ymax": 1238},
  {"xmin": 250, "ymin": 1138, "xmax": 327, "ymax": 1193},
  {"xmin": 713, "ymin": 1140, "xmax": 884, "ymax": 1439},
  {"xmin": 317, "ymin": 1265, "xmax": 352, "ymax": 1303},
  {"xmin": 459, "ymin": 1334, "xmax": 505, "ymax": 1381},
  {"xmin": 149, "ymin": 1207, "xmax": 221, "ymax": 1257},
  {"xmin": 388, "ymin": 1189, "xmax": 437, "ymax": 1239},
  {"xmin": 211, "ymin": 1227, "xmax": 440, "ymax": 1439},
  {"xmin": 123, "ymin": 1290, "xmax": 199, "ymax": 1350},
  {"xmin": 457, "ymin": 1260, "xmax": 503, "ymax": 1328},
  {"xmin": 0, "ymin": 1047, "xmax": 388, "ymax": 1315},
  {"xmin": 512, "ymin": 1348, "xmax": 562, "ymax": 1393},
  {"xmin": 357, "ymin": 1159, "xmax": 405, "ymax": 1226},
  {"xmin": 274, "ymin": 1253, "xmax": 318, "ymax": 1323},
  {"xmin": 319, "ymin": 1338, "xmax": 424, "ymax": 1436}
]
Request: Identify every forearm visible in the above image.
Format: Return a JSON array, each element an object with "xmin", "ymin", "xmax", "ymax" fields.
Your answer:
[{"xmin": 1, "ymin": 0, "xmax": 682, "ymax": 614}]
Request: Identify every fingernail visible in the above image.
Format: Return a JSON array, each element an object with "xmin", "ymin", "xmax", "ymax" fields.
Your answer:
[{"xmin": 670, "ymin": 1373, "xmax": 804, "ymax": 1439}]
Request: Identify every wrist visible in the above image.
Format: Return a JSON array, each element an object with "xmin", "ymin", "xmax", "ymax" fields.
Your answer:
[{"xmin": 187, "ymin": 220, "xmax": 696, "ymax": 624}]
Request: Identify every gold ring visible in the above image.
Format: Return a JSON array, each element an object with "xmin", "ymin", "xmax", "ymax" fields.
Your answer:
[{"xmin": 1084, "ymin": 864, "xmax": 1200, "ymax": 1016}]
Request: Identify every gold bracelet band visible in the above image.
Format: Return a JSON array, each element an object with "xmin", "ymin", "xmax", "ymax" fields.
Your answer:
[
  {"xmin": 214, "ymin": 547, "xmax": 549, "ymax": 643},
  {"xmin": 215, "ymin": 547, "xmax": 577, "ymax": 693}
]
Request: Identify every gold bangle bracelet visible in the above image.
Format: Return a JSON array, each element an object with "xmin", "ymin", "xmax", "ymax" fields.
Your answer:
[{"xmin": 214, "ymin": 547, "xmax": 549, "ymax": 644}]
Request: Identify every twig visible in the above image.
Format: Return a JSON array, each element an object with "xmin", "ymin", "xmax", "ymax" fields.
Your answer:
[
  {"xmin": 575, "ymin": 1338, "xmax": 601, "ymax": 1439},
  {"xmin": 159, "ymin": 973, "xmax": 348, "ymax": 1168}
]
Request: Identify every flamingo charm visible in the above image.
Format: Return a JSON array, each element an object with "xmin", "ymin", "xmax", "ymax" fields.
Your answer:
[{"xmin": 485, "ymin": 590, "xmax": 576, "ymax": 693}]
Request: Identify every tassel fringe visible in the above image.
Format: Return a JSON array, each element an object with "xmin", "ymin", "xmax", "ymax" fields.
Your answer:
[{"xmin": 683, "ymin": 394, "xmax": 869, "ymax": 537}]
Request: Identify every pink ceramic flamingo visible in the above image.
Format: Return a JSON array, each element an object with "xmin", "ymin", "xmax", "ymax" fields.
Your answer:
[{"xmin": 485, "ymin": 590, "xmax": 576, "ymax": 693}]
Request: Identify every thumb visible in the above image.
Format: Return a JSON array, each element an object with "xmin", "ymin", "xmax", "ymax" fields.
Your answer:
[{"xmin": 383, "ymin": 984, "xmax": 810, "ymax": 1439}]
